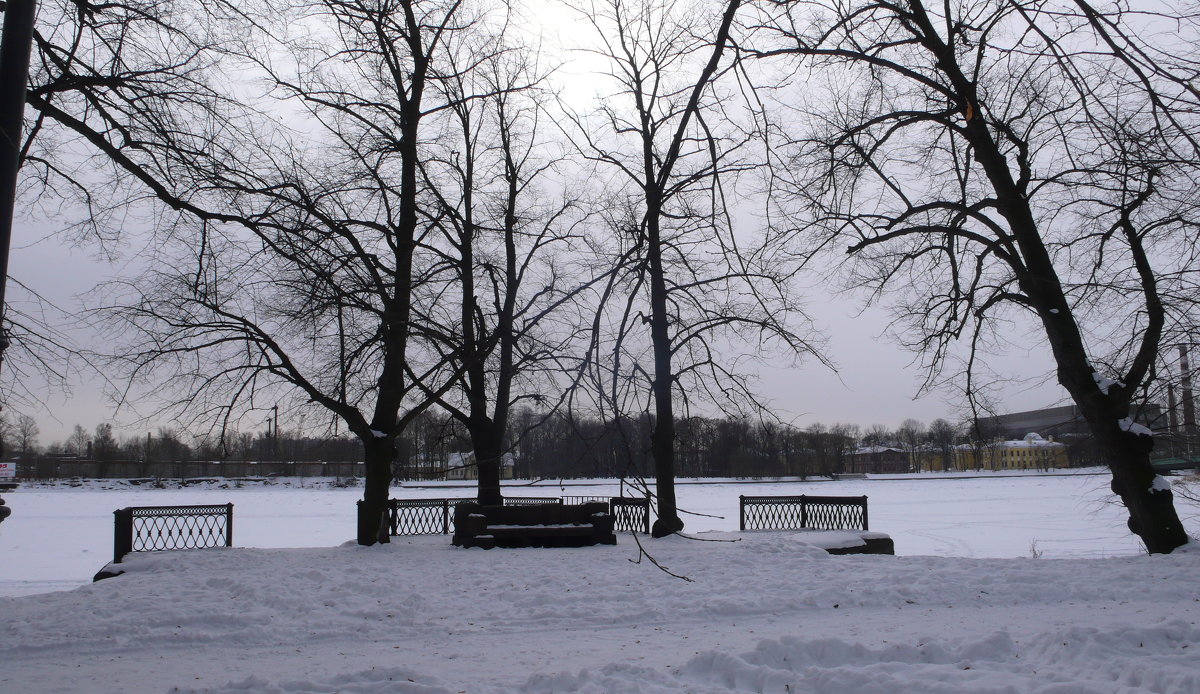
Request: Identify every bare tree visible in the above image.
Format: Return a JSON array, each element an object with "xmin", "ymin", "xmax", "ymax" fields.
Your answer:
[
  {"xmin": 0, "ymin": 278, "xmax": 90, "ymax": 456},
  {"xmin": 754, "ymin": 0, "xmax": 1200, "ymax": 551},
  {"xmin": 927, "ymin": 417, "xmax": 958, "ymax": 472},
  {"xmin": 13, "ymin": 412, "xmax": 37, "ymax": 456},
  {"xmin": 896, "ymin": 417, "xmax": 926, "ymax": 470},
  {"xmin": 417, "ymin": 36, "xmax": 598, "ymax": 504},
  {"xmin": 567, "ymin": 0, "xmax": 821, "ymax": 536},
  {"xmin": 65, "ymin": 424, "xmax": 88, "ymax": 455},
  {"xmin": 860, "ymin": 423, "xmax": 891, "ymax": 448},
  {"xmin": 28, "ymin": 0, "xmax": 534, "ymax": 544}
]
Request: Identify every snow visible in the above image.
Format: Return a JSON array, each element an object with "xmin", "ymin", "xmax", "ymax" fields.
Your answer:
[
  {"xmin": 1093, "ymin": 371, "xmax": 1124, "ymax": 395},
  {"xmin": 992, "ymin": 434, "xmax": 1065, "ymax": 449},
  {"xmin": 852, "ymin": 445, "xmax": 904, "ymax": 454},
  {"xmin": 371, "ymin": 429, "xmax": 387, "ymax": 438},
  {"xmin": 1120, "ymin": 417, "xmax": 1155, "ymax": 437},
  {"xmin": 1152, "ymin": 475, "xmax": 1174, "ymax": 493},
  {"xmin": 2, "ymin": 472, "xmax": 1199, "ymax": 693}
]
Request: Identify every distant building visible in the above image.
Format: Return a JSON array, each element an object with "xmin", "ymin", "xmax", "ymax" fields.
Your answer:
[
  {"xmin": 443, "ymin": 452, "xmax": 516, "ymax": 481},
  {"xmin": 846, "ymin": 446, "xmax": 909, "ymax": 474},
  {"xmin": 908, "ymin": 446, "xmax": 949, "ymax": 472},
  {"xmin": 977, "ymin": 404, "xmax": 1166, "ymax": 440},
  {"xmin": 953, "ymin": 433, "xmax": 1069, "ymax": 471}
]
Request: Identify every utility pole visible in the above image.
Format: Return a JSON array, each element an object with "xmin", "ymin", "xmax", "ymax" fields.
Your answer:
[{"xmin": 0, "ymin": 0, "xmax": 39, "ymax": 459}]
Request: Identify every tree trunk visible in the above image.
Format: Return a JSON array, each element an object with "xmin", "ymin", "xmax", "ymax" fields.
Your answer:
[
  {"xmin": 648, "ymin": 226, "xmax": 683, "ymax": 537},
  {"xmin": 357, "ymin": 437, "xmax": 394, "ymax": 546},
  {"xmin": 1106, "ymin": 446, "xmax": 1188, "ymax": 555},
  {"xmin": 470, "ymin": 425, "xmax": 504, "ymax": 506},
  {"xmin": 1061, "ymin": 368, "xmax": 1189, "ymax": 554}
]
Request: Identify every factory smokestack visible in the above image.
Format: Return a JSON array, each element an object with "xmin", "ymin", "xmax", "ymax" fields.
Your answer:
[
  {"xmin": 1168, "ymin": 380, "xmax": 1179, "ymax": 432},
  {"xmin": 1182, "ymin": 345, "xmax": 1196, "ymax": 431}
]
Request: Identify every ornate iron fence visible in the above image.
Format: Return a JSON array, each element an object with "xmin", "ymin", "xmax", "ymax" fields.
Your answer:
[
  {"xmin": 385, "ymin": 496, "xmax": 560, "ymax": 536},
  {"xmin": 388, "ymin": 494, "xmax": 651, "ymax": 535},
  {"xmin": 739, "ymin": 495, "xmax": 868, "ymax": 532},
  {"xmin": 563, "ymin": 495, "xmax": 652, "ymax": 533},
  {"xmin": 385, "ymin": 498, "xmax": 453, "ymax": 536},
  {"xmin": 113, "ymin": 503, "xmax": 233, "ymax": 563},
  {"xmin": 504, "ymin": 496, "xmax": 562, "ymax": 506}
]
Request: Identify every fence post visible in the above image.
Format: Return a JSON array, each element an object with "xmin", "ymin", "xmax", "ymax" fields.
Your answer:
[
  {"xmin": 442, "ymin": 498, "xmax": 450, "ymax": 535},
  {"xmin": 113, "ymin": 507, "xmax": 133, "ymax": 564},
  {"xmin": 800, "ymin": 494, "xmax": 809, "ymax": 529},
  {"xmin": 738, "ymin": 495, "xmax": 746, "ymax": 531},
  {"xmin": 861, "ymin": 495, "xmax": 869, "ymax": 531},
  {"xmin": 224, "ymin": 503, "xmax": 234, "ymax": 547}
]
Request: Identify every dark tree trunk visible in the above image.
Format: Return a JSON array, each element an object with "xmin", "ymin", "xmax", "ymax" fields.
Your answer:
[
  {"xmin": 469, "ymin": 424, "xmax": 504, "ymax": 506},
  {"xmin": 1100, "ymin": 428, "xmax": 1184, "ymax": 554},
  {"xmin": 1054, "ymin": 348, "xmax": 1188, "ymax": 554},
  {"xmin": 358, "ymin": 437, "xmax": 394, "ymax": 545},
  {"xmin": 648, "ymin": 215, "xmax": 683, "ymax": 537}
]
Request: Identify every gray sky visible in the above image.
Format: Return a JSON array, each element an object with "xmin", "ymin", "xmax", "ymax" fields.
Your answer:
[
  {"xmin": 6, "ymin": 1, "xmax": 1083, "ymax": 447},
  {"xmin": 10, "ymin": 217, "xmax": 1068, "ymax": 446}
]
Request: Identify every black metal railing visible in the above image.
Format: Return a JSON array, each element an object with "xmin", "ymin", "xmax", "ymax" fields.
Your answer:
[
  {"xmin": 113, "ymin": 503, "xmax": 233, "ymax": 563},
  {"xmin": 563, "ymin": 495, "xmax": 652, "ymax": 534},
  {"xmin": 739, "ymin": 495, "xmax": 868, "ymax": 532},
  {"xmin": 388, "ymin": 494, "xmax": 651, "ymax": 536},
  {"xmin": 385, "ymin": 498, "xmax": 453, "ymax": 536},
  {"xmin": 504, "ymin": 496, "xmax": 562, "ymax": 506},
  {"xmin": 383, "ymin": 497, "xmax": 551, "ymax": 536}
]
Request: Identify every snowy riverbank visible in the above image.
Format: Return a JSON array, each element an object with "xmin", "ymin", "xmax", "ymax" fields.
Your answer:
[
  {"xmin": 3, "ymin": 532, "xmax": 1199, "ymax": 693},
  {"xmin": 3, "ymin": 471, "xmax": 1199, "ymax": 692}
]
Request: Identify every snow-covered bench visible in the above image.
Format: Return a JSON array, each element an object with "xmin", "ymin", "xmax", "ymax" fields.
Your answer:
[{"xmin": 451, "ymin": 501, "xmax": 617, "ymax": 549}]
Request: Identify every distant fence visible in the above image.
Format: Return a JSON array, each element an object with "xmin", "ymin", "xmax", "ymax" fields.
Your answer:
[
  {"xmin": 13, "ymin": 459, "xmax": 366, "ymax": 481},
  {"xmin": 112, "ymin": 503, "xmax": 234, "ymax": 564},
  {"xmin": 739, "ymin": 495, "xmax": 868, "ymax": 532},
  {"xmin": 387, "ymin": 495, "xmax": 652, "ymax": 536}
]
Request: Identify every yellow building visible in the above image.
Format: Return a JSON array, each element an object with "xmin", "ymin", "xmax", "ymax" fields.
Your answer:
[{"xmin": 953, "ymin": 433, "xmax": 1069, "ymax": 471}]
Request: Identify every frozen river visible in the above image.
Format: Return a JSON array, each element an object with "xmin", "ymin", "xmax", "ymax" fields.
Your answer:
[{"xmin": 0, "ymin": 470, "xmax": 1184, "ymax": 597}]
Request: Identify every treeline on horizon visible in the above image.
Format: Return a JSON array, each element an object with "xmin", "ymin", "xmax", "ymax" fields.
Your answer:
[{"xmin": 6, "ymin": 410, "xmax": 1108, "ymax": 479}]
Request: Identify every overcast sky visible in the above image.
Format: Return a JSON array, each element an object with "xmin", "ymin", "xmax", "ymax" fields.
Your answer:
[
  {"xmin": 9, "ymin": 216, "xmax": 1069, "ymax": 446},
  {"xmin": 4, "ymin": 1, "xmax": 1083, "ymax": 448}
]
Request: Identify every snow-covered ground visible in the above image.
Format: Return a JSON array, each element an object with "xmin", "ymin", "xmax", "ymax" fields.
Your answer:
[{"xmin": 2, "ymin": 471, "xmax": 1199, "ymax": 693}]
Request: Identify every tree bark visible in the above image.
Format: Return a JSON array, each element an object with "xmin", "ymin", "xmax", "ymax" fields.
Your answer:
[
  {"xmin": 648, "ymin": 212, "xmax": 683, "ymax": 537},
  {"xmin": 1051, "ymin": 346, "xmax": 1187, "ymax": 553},
  {"xmin": 469, "ymin": 424, "xmax": 504, "ymax": 506},
  {"xmin": 358, "ymin": 436, "xmax": 394, "ymax": 545}
]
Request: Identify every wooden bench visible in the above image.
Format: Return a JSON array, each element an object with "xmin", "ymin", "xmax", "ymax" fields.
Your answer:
[{"xmin": 452, "ymin": 501, "xmax": 617, "ymax": 549}]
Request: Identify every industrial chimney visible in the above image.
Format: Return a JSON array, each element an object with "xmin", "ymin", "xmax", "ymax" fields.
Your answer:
[{"xmin": 1182, "ymin": 345, "xmax": 1196, "ymax": 432}]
